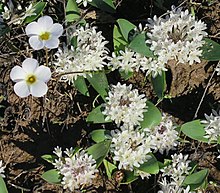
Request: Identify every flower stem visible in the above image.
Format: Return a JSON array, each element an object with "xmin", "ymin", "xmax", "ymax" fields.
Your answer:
[{"xmin": 45, "ymin": 48, "xmax": 48, "ymax": 66}]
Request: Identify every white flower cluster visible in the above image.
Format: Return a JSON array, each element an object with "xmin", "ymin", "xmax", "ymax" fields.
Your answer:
[
  {"xmin": 201, "ymin": 110, "xmax": 220, "ymax": 143},
  {"xmin": 76, "ymin": 0, "xmax": 92, "ymax": 7},
  {"xmin": 0, "ymin": 160, "xmax": 6, "ymax": 178},
  {"xmin": 159, "ymin": 153, "xmax": 192, "ymax": 193},
  {"xmin": 108, "ymin": 48, "xmax": 166, "ymax": 78},
  {"xmin": 109, "ymin": 48, "xmax": 167, "ymax": 77},
  {"xmin": 54, "ymin": 24, "xmax": 109, "ymax": 83},
  {"xmin": 102, "ymin": 82, "xmax": 148, "ymax": 127},
  {"xmin": 53, "ymin": 147, "xmax": 98, "ymax": 191},
  {"xmin": 146, "ymin": 6, "xmax": 207, "ymax": 65},
  {"xmin": 145, "ymin": 114, "xmax": 179, "ymax": 154},
  {"xmin": 110, "ymin": 126, "xmax": 151, "ymax": 172}
]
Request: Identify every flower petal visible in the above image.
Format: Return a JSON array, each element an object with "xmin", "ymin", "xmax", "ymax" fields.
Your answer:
[
  {"xmin": 30, "ymin": 80, "xmax": 48, "ymax": 97},
  {"xmin": 25, "ymin": 22, "xmax": 42, "ymax": 36},
  {"xmin": 35, "ymin": 66, "xmax": 51, "ymax": 82},
  {"xmin": 14, "ymin": 81, "xmax": 30, "ymax": 98},
  {"xmin": 50, "ymin": 23, "xmax": 63, "ymax": 37},
  {"xmin": 22, "ymin": 58, "xmax": 39, "ymax": 73},
  {"xmin": 45, "ymin": 37, "xmax": 59, "ymax": 49},
  {"xmin": 10, "ymin": 66, "xmax": 26, "ymax": 82},
  {"xmin": 29, "ymin": 36, "xmax": 44, "ymax": 50},
  {"xmin": 37, "ymin": 16, "xmax": 53, "ymax": 30}
]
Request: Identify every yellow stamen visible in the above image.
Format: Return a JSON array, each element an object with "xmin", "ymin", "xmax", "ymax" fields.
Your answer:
[
  {"xmin": 39, "ymin": 32, "xmax": 50, "ymax": 40},
  {"xmin": 26, "ymin": 75, "xmax": 36, "ymax": 84}
]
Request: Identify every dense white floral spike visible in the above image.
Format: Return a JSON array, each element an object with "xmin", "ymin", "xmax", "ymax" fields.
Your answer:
[
  {"xmin": 146, "ymin": 6, "xmax": 207, "ymax": 65},
  {"xmin": 159, "ymin": 153, "xmax": 192, "ymax": 193},
  {"xmin": 53, "ymin": 148, "xmax": 98, "ymax": 191},
  {"xmin": 54, "ymin": 24, "xmax": 109, "ymax": 82},
  {"xmin": 110, "ymin": 126, "xmax": 151, "ymax": 171},
  {"xmin": 10, "ymin": 58, "xmax": 51, "ymax": 98},
  {"xmin": 102, "ymin": 82, "xmax": 148, "ymax": 127},
  {"xmin": 0, "ymin": 160, "xmax": 6, "ymax": 178},
  {"xmin": 76, "ymin": 0, "xmax": 92, "ymax": 7},
  {"xmin": 201, "ymin": 110, "xmax": 220, "ymax": 143},
  {"xmin": 144, "ymin": 114, "xmax": 179, "ymax": 154},
  {"xmin": 25, "ymin": 16, "xmax": 63, "ymax": 50}
]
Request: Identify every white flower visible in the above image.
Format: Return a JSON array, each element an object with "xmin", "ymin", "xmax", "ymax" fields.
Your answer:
[
  {"xmin": 201, "ymin": 110, "xmax": 220, "ymax": 143},
  {"xmin": 110, "ymin": 126, "xmax": 151, "ymax": 171},
  {"xmin": 215, "ymin": 62, "xmax": 220, "ymax": 76},
  {"xmin": 146, "ymin": 6, "xmax": 207, "ymax": 65},
  {"xmin": 76, "ymin": 0, "xmax": 92, "ymax": 7},
  {"xmin": 25, "ymin": 16, "xmax": 63, "ymax": 50},
  {"xmin": 0, "ymin": 160, "xmax": 6, "ymax": 178},
  {"xmin": 102, "ymin": 82, "xmax": 148, "ymax": 127},
  {"xmin": 53, "ymin": 25, "xmax": 109, "ymax": 82},
  {"xmin": 144, "ymin": 114, "xmax": 179, "ymax": 154},
  {"xmin": 53, "ymin": 148, "xmax": 98, "ymax": 191},
  {"xmin": 10, "ymin": 58, "xmax": 51, "ymax": 98}
]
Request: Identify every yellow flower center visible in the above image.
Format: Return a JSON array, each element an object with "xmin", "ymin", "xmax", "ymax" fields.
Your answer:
[
  {"xmin": 26, "ymin": 75, "xmax": 37, "ymax": 85},
  {"xmin": 39, "ymin": 32, "xmax": 50, "ymax": 40}
]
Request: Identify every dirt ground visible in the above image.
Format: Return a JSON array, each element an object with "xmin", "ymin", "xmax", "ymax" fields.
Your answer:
[{"xmin": 0, "ymin": 0, "xmax": 220, "ymax": 192}]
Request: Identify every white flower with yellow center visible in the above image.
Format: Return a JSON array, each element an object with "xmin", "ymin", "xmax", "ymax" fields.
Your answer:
[
  {"xmin": 10, "ymin": 58, "xmax": 51, "ymax": 98},
  {"xmin": 25, "ymin": 16, "xmax": 63, "ymax": 50}
]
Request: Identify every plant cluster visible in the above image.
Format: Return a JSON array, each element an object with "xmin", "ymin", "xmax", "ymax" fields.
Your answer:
[{"xmin": 0, "ymin": 0, "xmax": 220, "ymax": 192}]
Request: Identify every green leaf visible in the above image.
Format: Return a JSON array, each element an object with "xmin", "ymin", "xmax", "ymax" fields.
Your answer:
[
  {"xmin": 113, "ymin": 25, "xmax": 128, "ymax": 53},
  {"xmin": 41, "ymin": 169, "xmax": 62, "ymax": 184},
  {"xmin": 138, "ymin": 154, "xmax": 159, "ymax": 174},
  {"xmin": 24, "ymin": 2, "xmax": 47, "ymax": 23},
  {"xmin": 66, "ymin": 0, "xmax": 81, "ymax": 23},
  {"xmin": 181, "ymin": 120, "xmax": 209, "ymax": 143},
  {"xmin": 119, "ymin": 70, "xmax": 133, "ymax": 80},
  {"xmin": 151, "ymin": 71, "xmax": 166, "ymax": 99},
  {"xmin": 117, "ymin": 19, "xmax": 136, "ymax": 42},
  {"xmin": 86, "ymin": 71, "xmax": 109, "ymax": 100},
  {"xmin": 202, "ymin": 38, "xmax": 220, "ymax": 61},
  {"xmin": 90, "ymin": 0, "xmax": 116, "ymax": 13},
  {"xmin": 86, "ymin": 105, "xmax": 111, "ymax": 124},
  {"xmin": 74, "ymin": 76, "xmax": 90, "ymax": 96},
  {"xmin": 0, "ymin": 24, "xmax": 10, "ymax": 36},
  {"xmin": 87, "ymin": 140, "xmax": 111, "ymax": 167},
  {"xmin": 129, "ymin": 33, "xmax": 154, "ymax": 57},
  {"xmin": 140, "ymin": 101, "xmax": 162, "ymax": 128},
  {"xmin": 120, "ymin": 171, "xmax": 138, "ymax": 184},
  {"xmin": 0, "ymin": 176, "xmax": 8, "ymax": 193},
  {"xmin": 103, "ymin": 159, "xmax": 117, "ymax": 179},
  {"xmin": 182, "ymin": 169, "xmax": 209, "ymax": 190},
  {"xmin": 41, "ymin": 154, "xmax": 56, "ymax": 164},
  {"xmin": 90, "ymin": 129, "xmax": 111, "ymax": 143}
]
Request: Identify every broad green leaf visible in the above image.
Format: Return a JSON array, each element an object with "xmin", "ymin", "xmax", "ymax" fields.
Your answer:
[
  {"xmin": 41, "ymin": 154, "xmax": 56, "ymax": 164},
  {"xmin": 86, "ymin": 105, "xmax": 111, "ymax": 124},
  {"xmin": 140, "ymin": 101, "xmax": 162, "ymax": 128},
  {"xmin": 120, "ymin": 171, "xmax": 138, "ymax": 184},
  {"xmin": 86, "ymin": 71, "xmax": 109, "ymax": 100},
  {"xmin": 0, "ymin": 176, "xmax": 8, "ymax": 193},
  {"xmin": 117, "ymin": 19, "xmax": 136, "ymax": 42},
  {"xmin": 119, "ymin": 70, "xmax": 133, "ymax": 80},
  {"xmin": 151, "ymin": 71, "xmax": 166, "ymax": 99},
  {"xmin": 0, "ymin": 24, "xmax": 10, "ymax": 36},
  {"xmin": 181, "ymin": 120, "xmax": 209, "ymax": 142},
  {"xmin": 90, "ymin": 129, "xmax": 111, "ymax": 143},
  {"xmin": 138, "ymin": 154, "xmax": 159, "ymax": 174},
  {"xmin": 202, "ymin": 38, "xmax": 220, "ymax": 61},
  {"xmin": 90, "ymin": 0, "xmax": 116, "ymax": 13},
  {"xmin": 24, "ymin": 2, "xmax": 47, "ymax": 23},
  {"xmin": 74, "ymin": 76, "xmax": 90, "ymax": 96},
  {"xmin": 66, "ymin": 0, "xmax": 82, "ymax": 23},
  {"xmin": 129, "ymin": 33, "xmax": 154, "ymax": 58},
  {"xmin": 113, "ymin": 25, "xmax": 128, "ymax": 53},
  {"xmin": 182, "ymin": 169, "xmax": 209, "ymax": 190},
  {"xmin": 103, "ymin": 159, "xmax": 117, "ymax": 179},
  {"xmin": 87, "ymin": 140, "xmax": 111, "ymax": 167},
  {"xmin": 41, "ymin": 169, "xmax": 62, "ymax": 184}
]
